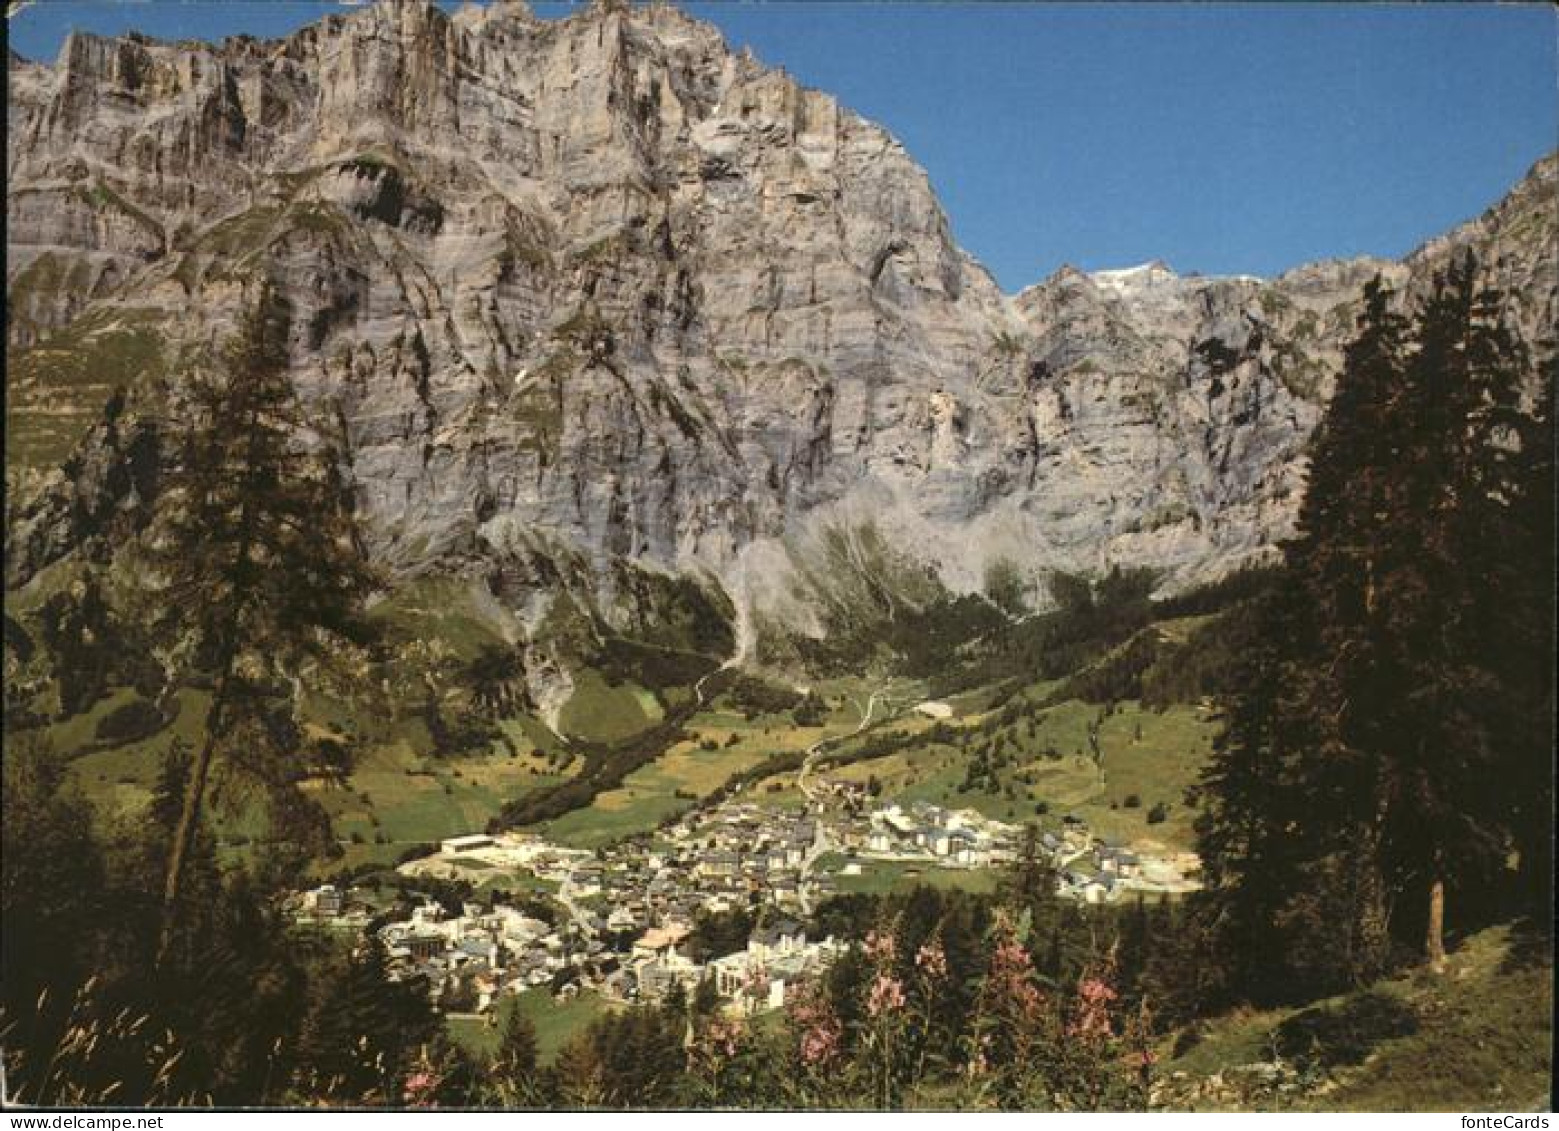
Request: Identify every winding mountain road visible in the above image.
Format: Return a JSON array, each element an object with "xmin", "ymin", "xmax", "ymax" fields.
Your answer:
[
  {"xmin": 796, "ymin": 681, "xmax": 908, "ymax": 912},
  {"xmin": 798, "ymin": 682, "xmax": 903, "ymax": 800}
]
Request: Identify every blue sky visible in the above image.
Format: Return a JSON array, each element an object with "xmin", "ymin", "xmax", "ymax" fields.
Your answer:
[{"xmin": 9, "ymin": 2, "xmax": 1556, "ymax": 291}]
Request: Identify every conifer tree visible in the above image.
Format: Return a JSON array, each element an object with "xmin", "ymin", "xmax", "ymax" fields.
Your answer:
[
  {"xmin": 1000, "ymin": 823, "xmax": 1060, "ymax": 938},
  {"xmin": 1501, "ymin": 370, "xmax": 1556, "ymax": 927},
  {"xmin": 494, "ymin": 1007, "xmax": 540, "ymax": 1087},
  {"xmin": 0, "ymin": 733, "xmax": 109, "ymax": 1091},
  {"xmin": 1190, "ymin": 278, "xmax": 1412, "ymax": 1000},
  {"xmin": 141, "ymin": 280, "xmax": 379, "ymax": 963},
  {"xmin": 295, "ymin": 938, "xmax": 438, "ymax": 1102},
  {"xmin": 693, "ymin": 973, "xmax": 721, "ymax": 1016},
  {"xmin": 1376, "ymin": 254, "xmax": 1540, "ymax": 966},
  {"xmin": 1192, "ymin": 256, "xmax": 1550, "ymax": 1002}
]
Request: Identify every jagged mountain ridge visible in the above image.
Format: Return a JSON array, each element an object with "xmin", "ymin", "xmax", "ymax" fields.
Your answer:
[{"xmin": 7, "ymin": 0, "xmax": 1556, "ymax": 653}]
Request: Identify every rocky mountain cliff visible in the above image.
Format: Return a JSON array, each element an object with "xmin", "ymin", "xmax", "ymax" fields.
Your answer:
[{"xmin": 7, "ymin": 0, "xmax": 1556, "ymax": 664}]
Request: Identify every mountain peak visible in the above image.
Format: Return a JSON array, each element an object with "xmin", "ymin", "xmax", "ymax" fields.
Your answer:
[{"xmin": 1088, "ymin": 259, "xmax": 1178, "ymax": 294}]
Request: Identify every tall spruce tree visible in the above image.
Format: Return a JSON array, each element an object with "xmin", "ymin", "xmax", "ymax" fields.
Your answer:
[
  {"xmin": 142, "ymin": 280, "xmax": 378, "ymax": 963},
  {"xmin": 1192, "ymin": 256, "xmax": 1550, "ymax": 1004},
  {"xmin": 491, "ymin": 1006, "xmax": 545, "ymax": 1105},
  {"xmin": 1191, "ymin": 278, "xmax": 1409, "ymax": 1003},
  {"xmin": 1379, "ymin": 254, "xmax": 1542, "ymax": 966},
  {"xmin": 1501, "ymin": 369, "xmax": 1556, "ymax": 927}
]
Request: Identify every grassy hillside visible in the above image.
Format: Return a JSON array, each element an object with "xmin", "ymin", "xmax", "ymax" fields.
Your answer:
[
  {"xmin": 1159, "ymin": 924, "xmax": 1553, "ymax": 1111},
  {"xmin": 447, "ymin": 989, "xmax": 617, "ymax": 1065},
  {"xmin": 304, "ymin": 740, "xmax": 570, "ymax": 871},
  {"xmin": 831, "ymin": 859, "xmax": 1002, "ymax": 897},
  {"xmin": 556, "ymin": 668, "xmax": 661, "ymax": 744},
  {"xmin": 533, "ymin": 695, "xmax": 832, "ymax": 846},
  {"xmin": 6, "ymin": 306, "xmax": 169, "ymax": 469},
  {"xmin": 754, "ymin": 683, "xmax": 1217, "ymax": 852}
]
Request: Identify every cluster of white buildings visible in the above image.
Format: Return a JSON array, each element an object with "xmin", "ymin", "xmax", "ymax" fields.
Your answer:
[
  {"xmin": 291, "ymin": 795, "xmax": 858, "ymax": 1018},
  {"xmin": 599, "ymin": 915, "xmax": 846, "ymax": 1014},
  {"xmin": 296, "ymin": 881, "xmax": 843, "ymax": 1018},
  {"xmin": 399, "ymin": 807, "xmax": 834, "ymax": 928},
  {"xmin": 290, "ymin": 746, "xmax": 1205, "ymax": 1023},
  {"xmin": 1045, "ymin": 824, "xmax": 1202, "ymax": 903},
  {"xmin": 858, "ymin": 802, "xmax": 1020, "ymax": 867},
  {"xmin": 842, "ymin": 802, "xmax": 1200, "ymax": 905},
  {"xmin": 379, "ymin": 899, "xmax": 579, "ymax": 1010}
]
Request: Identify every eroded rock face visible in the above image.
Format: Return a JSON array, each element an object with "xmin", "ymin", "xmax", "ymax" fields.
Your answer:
[{"xmin": 6, "ymin": 0, "xmax": 1556, "ymax": 622}]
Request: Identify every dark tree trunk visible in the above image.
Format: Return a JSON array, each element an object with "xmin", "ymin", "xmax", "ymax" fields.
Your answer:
[{"xmin": 156, "ymin": 665, "xmax": 231, "ymax": 967}]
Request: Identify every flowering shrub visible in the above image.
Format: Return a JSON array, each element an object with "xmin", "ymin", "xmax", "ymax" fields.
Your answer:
[{"xmin": 787, "ymin": 982, "xmax": 843, "ymax": 1071}]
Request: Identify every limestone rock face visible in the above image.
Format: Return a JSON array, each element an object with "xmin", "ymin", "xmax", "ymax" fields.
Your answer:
[
  {"xmin": 6, "ymin": 1, "xmax": 1555, "ymax": 623},
  {"xmin": 1001, "ymin": 257, "xmax": 1392, "ymax": 589}
]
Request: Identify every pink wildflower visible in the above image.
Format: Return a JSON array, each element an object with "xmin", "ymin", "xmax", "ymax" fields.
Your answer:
[
  {"xmin": 788, "ymin": 982, "xmax": 843, "ymax": 1068},
  {"xmin": 866, "ymin": 973, "xmax": 906, "ymax": 1017},
  {"xmin": 1078, "ymin": 976, "xmax": 1117, "ymax": 1005},
  {"xmin": 401, "ymin": 1071, "xmax": 440, "ymax": 1107},
  {"xmin": 1069, "ymin": 976, "xmax": 1119, "ymax": 1041},
  {"xmin": 983, "ymin": 933, "xmax": 1046, "ymax": 1023},
  {"xmin": 701, "ymin": 1016, "xmax": 744, "ymax": 1059},
  {"xmin": 744, "ymin": 961, "xmax": 770, "ymax": 995},
  {"xmin": 914, "ymin": 940, "xmax": 948, "ymax": 980},
  {"xmin": 799, "ymin": 1018, "xmax": 842, "ymax": 1067},
  {"xmin": 864, "ymin": 929, "xmax": 896, "ymax": 964},
  {"xmin": 788, "ymin": 995, "xmax": 825, "ymax": 1028},
  {"xmin": 991, "ymin": 938, "xmax": 1032, "ymax": 975}
]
